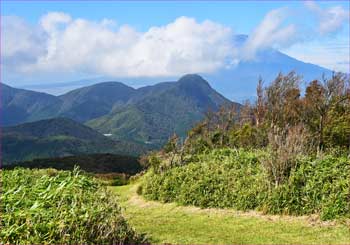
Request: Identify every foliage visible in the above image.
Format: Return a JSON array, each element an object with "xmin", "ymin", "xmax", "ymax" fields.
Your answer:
[
  {"xmin": 261, "ymin": 124, "xmax": 309, "ymax": 186},
  {"xmin": 0, "ymin": 168, "xmax": 146, "ymax": 244},
  {"xmin": 141, "ymin": 148, "xmax": 350, "ymax": 220},
  {"xmin": 4, "ymin": 153, "xmax": 143, "ymax": 174}
]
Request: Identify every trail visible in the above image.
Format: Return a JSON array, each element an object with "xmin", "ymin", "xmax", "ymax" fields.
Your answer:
[{"xmin": 112, "ymin": 184, "xmax": 350, "ymax": 244}]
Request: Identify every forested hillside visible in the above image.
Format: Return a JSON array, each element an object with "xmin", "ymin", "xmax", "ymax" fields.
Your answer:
[
  {"xmin": 2, "ymin": 118, "xmax": 147, "ymax": 164},
  {"xmin": 1, "ymin": 74, "xmax": 239, "ymax": 148}
]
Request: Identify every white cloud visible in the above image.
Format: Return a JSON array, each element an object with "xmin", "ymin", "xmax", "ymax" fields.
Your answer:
[
  {"xmin": 242, "ymin": 8, "xmax": 297, "ymax": 60},
  {"xmin": 1, "ymin": 16, "xmax": 47, "ymax": 69},
  {"xmin": 305, "ymin": 1, "xmax": 349, "ymax": 34},
  {"xmin": 3, "ymin": 13, "xmax": 235, "ymax": 77},
  {"xmin": 1, "ymin": 7, "xmax": 348, "ymax": 82}
]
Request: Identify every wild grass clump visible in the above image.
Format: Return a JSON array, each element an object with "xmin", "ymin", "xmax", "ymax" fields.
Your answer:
[
  {"xmin": 0, "ymin": 167, "xmax": 146, "ymax": 244},
  {"xmin": 141, "ymin": 148, "xmax": 350, "ymax": 220}
]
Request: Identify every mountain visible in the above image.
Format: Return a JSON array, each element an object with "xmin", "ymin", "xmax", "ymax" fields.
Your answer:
[
  {"xmin": 2, "ymin": 74, "xmax": 237, "ymax": 149},
  {"xmin": 0, "ymin": 83, "xmax": 61, "ymax": 126},
  {"xmin": 87, "ymin": 74, "xmax": 237, "ymax": 146},
  {"xmin": 2, "ymin": 117, "xmax": 147, "ymax": 164}
]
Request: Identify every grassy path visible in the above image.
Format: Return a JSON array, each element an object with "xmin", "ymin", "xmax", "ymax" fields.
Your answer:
[{"xmin": 112, "ymin": 184, "xmax": 350, "ymax": 244}]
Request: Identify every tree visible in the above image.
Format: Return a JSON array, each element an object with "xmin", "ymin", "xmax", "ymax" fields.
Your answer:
[
  {"xmin": 303, "ymin": 73, "xmax": 350, "ymax": 150},
  {"xmin": 254, "ymin": 77, "xmax": 266, "ymax": 127},
  {"xmin": 265, "ymin": 71, "xmax": 302, "ymax": 128}
]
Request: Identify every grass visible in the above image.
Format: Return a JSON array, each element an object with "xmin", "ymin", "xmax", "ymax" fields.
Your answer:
[
  {"xmin": 112, "ymin": 183, "xmax": 350, "ymax": 244},
  {"xmin": 1, "ymin": 168, "xmax": 145, "ymax": 244}
]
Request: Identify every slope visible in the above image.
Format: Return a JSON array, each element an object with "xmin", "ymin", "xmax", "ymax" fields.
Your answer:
[
  {"xmin": 0, "ymin": 83, "xmax": 61, "ymax": 126},
  {"xmin": 2, "ymin": 117, "xmax": 146, "ymax": 164},
  {"xmin": 87, "ymin": 74, "xmax": 237, "ymax": 147},
  {"xmin": 57, "ymin": 82, "xmax": 136, "ymax": 122}
]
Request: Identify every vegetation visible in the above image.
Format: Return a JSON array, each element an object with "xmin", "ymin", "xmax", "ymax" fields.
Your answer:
[
  {"xmin": 2, "ymin": 117, "xmax": 147, "ymax": 164},
  {"xmin": 140, "ymin": 71, "xmax": 350, "ymax": 220},
  {"xmin": 4, "ymin": 153, "xmax": 143, "ymax": 174},
  {"xmin": 141, "ymin": 148, "xmax": 349, "ymax": 220},
  {"xmin": 113, "ymin": 183, "xmax": 350, "ymax": 244},
  {"xmin": 0, "ymin": 168, "xmax": 146, "ymax": 244}
]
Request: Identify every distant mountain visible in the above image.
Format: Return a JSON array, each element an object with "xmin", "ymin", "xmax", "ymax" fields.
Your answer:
[
  {"xmin": 87, "ymin": 74, "xmax": 237, "ymax": 146},
  {"xmin": 2, "ymin": 117, "xmax": 147, "ymax": 164},
  {"xmin": 0, "ymin": 83, "xmax": 61, "ymax": 126},
  {"xmin": 202, "ymin": 34, "xmax": 333, "ymax": 101},
  {"xmin": 2, "ymin": 74, "xmax": 237, "ymax": 149}
]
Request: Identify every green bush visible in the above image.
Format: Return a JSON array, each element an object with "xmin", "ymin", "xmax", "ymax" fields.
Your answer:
[
  {"xmin": 0, "ymin": 167, "xmax": 146, "ymax": 244},
  {"xmin": 141, "ymin": 148, "xmax": 350, "ymax": 220}
]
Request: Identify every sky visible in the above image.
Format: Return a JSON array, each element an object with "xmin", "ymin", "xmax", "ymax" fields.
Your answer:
[{"xmin": 1, "ymin": 0, "xmax": 349, "ymax": 88}]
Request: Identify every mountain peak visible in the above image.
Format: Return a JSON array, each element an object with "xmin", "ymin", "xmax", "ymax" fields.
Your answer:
[
  {"xmin": 177, "ymin": 74, "xmax": 210, "ymax": 88},
  {"xmin": 178, "ymin": 74, "xmax": 204, "ymax": 81}
]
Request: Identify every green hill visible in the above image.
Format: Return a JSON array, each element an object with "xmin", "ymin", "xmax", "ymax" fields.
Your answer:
[
  {"xmin": 87, "ymin": 74, "xmax": 238, "ymax": 146},
  {"xmin": 2, "ymin": 117, "xmax": 147, "ymax": 164}
]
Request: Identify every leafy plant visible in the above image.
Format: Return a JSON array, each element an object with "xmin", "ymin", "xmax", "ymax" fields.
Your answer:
[
  {"xmin": 0, "ymin": 167, "xmax": 146, "ymax": 244},
  {"xmin": 141, "ymin": 148, "xmax": 350, "ymax": 220}
]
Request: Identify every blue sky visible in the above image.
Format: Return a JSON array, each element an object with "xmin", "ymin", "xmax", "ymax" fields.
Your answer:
[
  {"xmin": 1, "ymin": 0, "xmax": 349, "ymax": 89},
  {"xmin": 3, "ymin": 1, "xmax": 349, "ymax": 33}
]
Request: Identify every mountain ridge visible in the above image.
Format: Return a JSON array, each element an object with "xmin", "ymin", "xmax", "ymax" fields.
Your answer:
[{"xmin": 2, "ymin": 74, "xmax": 237, "ymax": 151}]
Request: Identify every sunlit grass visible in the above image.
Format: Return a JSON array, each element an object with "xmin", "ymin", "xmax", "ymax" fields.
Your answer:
[{"xmin": 113, "ymin": 183, "xmax": 350, "ymax": 244}]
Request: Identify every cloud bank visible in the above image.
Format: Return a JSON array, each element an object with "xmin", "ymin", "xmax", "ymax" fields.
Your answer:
[
  {"xmin": 2, "ymin": 14, "xmax": 235, "ymax": 77},
  {"xmin": 1, "ymin": 1, "xmax": 349, "ymax": 81}
]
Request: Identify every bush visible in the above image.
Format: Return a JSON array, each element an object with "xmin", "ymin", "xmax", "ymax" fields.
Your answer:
[
  {"xmin": 143, "ymin": 149, "xmax": 269, "ymax": 209},
  {"xmin": 141, "ymin": 148, "xmax": 350, "ymax": 220},
  {"xmin": 264, "ymin": 155, "xmax": 350, "ymax": 219},
  {"xmin": 0, "ymin": 167, "xmax": 146, "ymax": 244}
]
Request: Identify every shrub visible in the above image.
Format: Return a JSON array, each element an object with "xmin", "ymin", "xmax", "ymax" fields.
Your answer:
[
  {"xmin": 261, "ymin": 124, "xmax": 309, "ymax": 186},
  {"xmin": 142, "ymin": 149, "xmax": 269, "ymax": 210},
  {"xmin": 0, "ymin": 167, "xmax": 146, "ymax": 244},
  {"xmin": 141, "ymin": 148, "xmax": 350, "ymax": 220}
]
